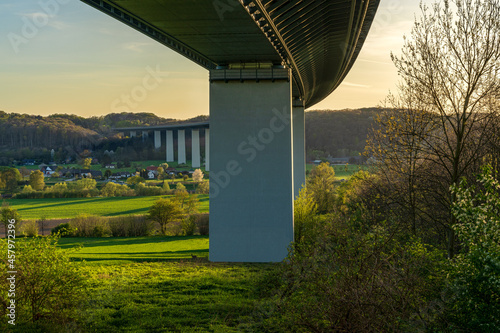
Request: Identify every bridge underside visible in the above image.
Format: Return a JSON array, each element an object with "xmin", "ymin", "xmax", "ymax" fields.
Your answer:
[{"xmin": 82, "ymin": 0, "xmax": 379, "ymax": 262}]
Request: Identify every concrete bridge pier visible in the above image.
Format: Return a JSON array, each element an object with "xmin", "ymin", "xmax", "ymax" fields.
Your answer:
[
  {"xmin": 166, "ymin": 130, "xmax": 174, "ymax": 162},
  {"xmin": 154, "ymin": 130, "xmax": 161, "ymax": 149},
  {"xmin": 209, "ymin": 68, "xmax": 294, "ymax": 263},
  {"xmin": 192, "ymin": 129, "xmax": 201, "ymax": 168},
  {"xmin": 130, "ymin": 131, "xmax": 136, "ymax": 138},
  {"xmin": 177, "ymin": 130, "xmax": 186, "ymax": 164},
  {"xmin": 293, "ymin": 99, "xmax": 306, "ymax": 198},
  {"xmin": 205, "ymin": 129, "xmax": 210, "ymax": 171}
]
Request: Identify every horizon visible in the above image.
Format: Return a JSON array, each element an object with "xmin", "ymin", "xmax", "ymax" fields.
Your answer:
[{"xmin": 1, "ymin": 1, "xmax": 421, "ymax": 118}]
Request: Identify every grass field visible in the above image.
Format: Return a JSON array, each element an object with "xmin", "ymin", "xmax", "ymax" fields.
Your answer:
[
  {"xmin": 5, "ymin": 236, "xmax": 272, "ymax": 332},
  {"xmin": 61, "ymin": 236, "xmax": 271, "ymax": 332},
  {"xmin": 58, "ymin": 236, "xmax": 209, "ymax": 264},
  {"xmin": 307, "ymin": 163, "xmax": 368, "ymax": 180},
  {"xmin": 3, "ymin": 194, "xmax": 209, "ymax": 220}
]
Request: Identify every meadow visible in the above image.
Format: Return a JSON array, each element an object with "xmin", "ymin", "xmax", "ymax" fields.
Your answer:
[
  {"xmin": 63, "ymin": 236, "xmax": 270, "ymax": 332},
  {"xmin": 306, "ymin": 163, "xmax": 368, "ymax": 180},
  {"xmin": 4, "ymin": 194, "xmax": 209, "ymax": 220},
  {"xmin": 59, "ymin": 236, "xmax": 209, "ymax": 263}
]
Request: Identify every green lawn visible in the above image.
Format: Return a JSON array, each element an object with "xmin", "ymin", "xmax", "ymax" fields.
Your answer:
[
  {"xmin": 78, "ymin": 261, "xmax": 270, "ymax": 332},
  {"xmin": 307, "ymin": 163, "xmax": 368, "ymax": 180},
  {"xmin": 4, "ymin": 194, "xmax": 209, "ymax": 220},
  {"xmin": 59, "ymin": 236, "xmax": 209, "ymax": 264},
  {"xmin": 6, "ymin": 236, "xmax": 272, "ymax": 332},
  {"xmin": 64, "ymin": 236, "xmax": 271, "ymax": 331}
]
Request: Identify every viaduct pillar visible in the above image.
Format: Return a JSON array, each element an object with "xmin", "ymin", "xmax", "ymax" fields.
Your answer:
[
  {"xmin": 154, "ymin": 130, "xmax": 161, "ymax": 149},
  {"xmin": 209, "ymin": 68, "xmax": 294, "ymax": 262},
  {"xmin": 192, "ymin": 129, "xmax": 201, "ymax": 168},
  {"xmin": 177, "ymin": 129, "xmax": 186, "ymax": 164},
  {"xmin": 293, "ymin": 99, "xmax": 306, "ymax": 198},
  {"xmin": 205, "ymin": 129, "xmax": 210, "ymax": 172},
  {"xmin": 166, "ymin": 130, "xmax": 174, "ymax": 162}
]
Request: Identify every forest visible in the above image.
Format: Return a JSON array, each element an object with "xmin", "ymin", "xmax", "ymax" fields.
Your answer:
[{"xmin": 0, "ymin": 109, "xmax": 377, "ymax": 165}]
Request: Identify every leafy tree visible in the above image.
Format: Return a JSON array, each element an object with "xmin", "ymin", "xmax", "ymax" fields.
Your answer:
[
  {"xmin": 74, "ymin": 178, "xmax": 96, "ymax": 191},
  {"xmin": 81, "ymin": 157, "xmax": 92, "ymax": 169},
  {"xmin": 1, "ymin": 167, "xmax": 22, "ymax": 192},
  {"xmin": 21, "ymin": 185, "xmax": 35, "ymax": 193},
  {"xmin": 192, "ymin": 169, "xmax": 204, "ymax": 182},
  {"xmin": 369, "ymin": 0, "xmax": 500, "ymax": 257},
  {"xmin": 156, "ymin": 167, "xmax": 165, "ymax": 180},
  {"xmin": 29, "ymin": 170, "xmax": 45, "ymax": 191},
  {"xmin": 0, "ymin": 204, "xmax": 20, "ymax": 238},
  {"xmin": 306, "ymin": 162, "xmax": 336, "ymax": 214},
  {"xmin": 293, "ymin": 188, "xmax": 319, "ymax": 253},
  {"xmin": 104, "ymin": 169, "xmax": 112, "ymax": 179},
  {"xmin": 196, "ymin": 181, "xmax": 209, "ymax": 194},
  {"xmin": 148, "ymin": 198, "xmax": 184, "ymax": 235},
  {"xmin": 101, "ymin": 182, "xmax": 127, "ymax": 197},
  {"xmin": 0, "ymin": 235, "xmax": 87, "ymax": 327},
  {"xmin": 50, "ymin": 182, "xmax": 68, "ymax": 193},
  {"xmin": 442, "ymin": 166, "xmax": 500, "ymax": 331},
  {"xmin": 126, "ymin": 175, "xmax": 145, "ymax": 186}
]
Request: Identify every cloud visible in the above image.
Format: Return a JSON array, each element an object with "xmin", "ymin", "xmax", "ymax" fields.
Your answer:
[
  {"xmin": 122, "ymin": 42, "xmax": 150, "ymax": 53},
  {"xmin": 341, "ymin": 81, "xmax": 371, "ymax": 89}
]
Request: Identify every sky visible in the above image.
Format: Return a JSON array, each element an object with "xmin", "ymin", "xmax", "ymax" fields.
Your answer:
[{"xmin": 0, "ymin": 0, "xmax": 422, "ymax": 119}]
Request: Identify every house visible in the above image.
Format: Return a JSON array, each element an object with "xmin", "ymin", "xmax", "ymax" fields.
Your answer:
[
  {"xmin": 109, "ymin": 171, "xmax": 132, "ymax": 179},
  {"xmin": 146, "ymin": 166, "xmax": 158, "ymax": 179},
  {"xmin": 60, "ymin": 169, "xmax": 102, "ymax": 179},
  {"xmin": 22, "ymin": 159, "xmax": 35, "ymax": 166},
  {"xmin": 40, "ymin": 166, "xmax": 56, "ymax": 177},
  {"xmin": 105, "ymin": 164, "xmax": 116, "ymax": 169}
]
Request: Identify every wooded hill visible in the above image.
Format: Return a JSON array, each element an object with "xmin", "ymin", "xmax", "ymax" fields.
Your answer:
[{"xmin": 0, "ymin": 109, "xmax": 379, "ymax": 165}]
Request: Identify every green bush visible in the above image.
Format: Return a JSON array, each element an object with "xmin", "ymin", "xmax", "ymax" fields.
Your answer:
[
  {"xmin": 70, "ymin": 215, "xmax": 111, "ymax": 237},
  {"xmin": 51, "ymin": 223, "xmax": 76, "ymax": 237},
  {"xmin": 259, "ymin": 218, "xmax": 445, "ymax": 332},
  {"xmin": 439, "ymin": 166, "xmax": 500, "ymax": 332},
  {"xmin": 197, "ymin": 213, "xmax": 209, "ymax": 235},
  {"xmin": 19, "ymin": 220, "xmax": 39, "ymax": 237},
  {"xmin": 181, "ymin": 215, "xmax": 197, "ymax": 236},
  {"xmin": 107, "ymin": 215, "xmax": 154, "ymax": 237},
  {"xmin": 0, "ymin": 236, "xmax": 87, "ymax": 330}
]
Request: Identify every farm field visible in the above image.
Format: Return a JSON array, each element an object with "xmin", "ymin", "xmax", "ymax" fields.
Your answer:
[
  {"xmin": 307, "ymin": 163, "xmax": 369, "ymax": 180},
  {"xmin": 4, "ymin": 194, "xmax": 209, "ymax": 220},
  {"xmin": 3, "ymin": 236, "xmax": 271, "ymax": 332},
  {"xmin": 58, "ymin": 236, "xmax": 209, "ymax": 264}
]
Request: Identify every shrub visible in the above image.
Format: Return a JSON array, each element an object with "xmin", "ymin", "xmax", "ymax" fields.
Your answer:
[
  {"xmin": 197, "ymin": 214, "xmax": 209, "ymax": 235},
  {"xmin": 19, "ymin": 220, "xmax": 39, "ymax": 237},
  {"xmin": 258, "ymin": 217, "xmax": 445, "ymax": 332},
  {"xmin": 0, "ymin": 235, "xmax": 87, "ymax": 329},
  {"xmin": 70, "ymin": 215, "xmax": 111, "ymax": 237},
  {"xmin": 196, "ymin": 181, "xmax": 209, "ymax": 194},
  {"xmin": 148, "ymin": 198, "xmax": 184, "ymax": 235},
  {"xmin": 180, "ymin": 215, "xmax": 197, "ymax": 236},
  {"xmin": 51, "ymin": 223, "xmax": 76, "ymax": 237},
  {"xmin": 107, "ymin": 215, "xmax": 153, "ymax": 237},
  {"xmin": 439, "ymin": 165, "xmax": 500, "ymax": 332}
]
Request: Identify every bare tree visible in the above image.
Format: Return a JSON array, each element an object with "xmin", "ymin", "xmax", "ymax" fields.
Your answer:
[{"xmin": 368, "ymin": 0, "xmax": 500, "ymax": 257}]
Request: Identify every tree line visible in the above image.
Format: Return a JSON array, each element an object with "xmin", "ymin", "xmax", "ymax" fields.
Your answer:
[{"xmin": 0, "ymin": 108, "xmax": 378, "ymax": 166}]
